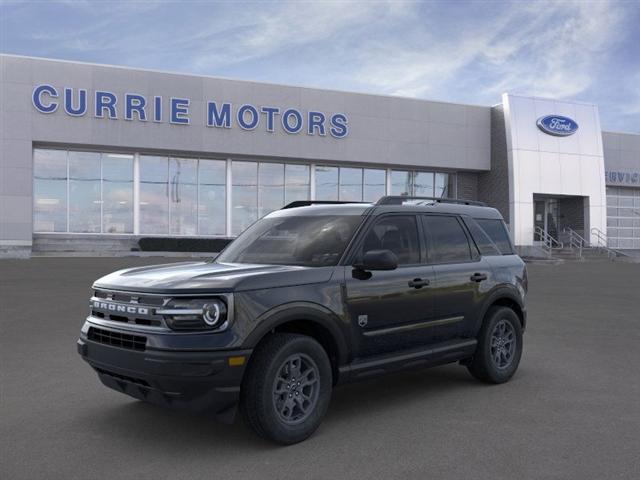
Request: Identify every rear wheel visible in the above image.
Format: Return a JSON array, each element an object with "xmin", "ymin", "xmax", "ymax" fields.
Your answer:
[
  {"xmin": 240, "ymin": 333, "xmax": 332, "ymax": 444},
  {"xmin": 467, "ymin": 306, "xmax": 523, "ymax": 384}
]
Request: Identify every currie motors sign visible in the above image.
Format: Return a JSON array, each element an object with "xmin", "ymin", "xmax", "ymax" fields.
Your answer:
[
  {"xmin": 31, "ymin": 84, "xmax": 349, "ymax": 139},
  {"xmin": 536, "ymin": 115, "xmax": 579, "ymax": 137}
]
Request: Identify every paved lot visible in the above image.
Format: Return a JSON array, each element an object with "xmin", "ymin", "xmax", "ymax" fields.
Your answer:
[{"xmin": 1, "ymin": 257, "xmax": 639, "ymax": 480}]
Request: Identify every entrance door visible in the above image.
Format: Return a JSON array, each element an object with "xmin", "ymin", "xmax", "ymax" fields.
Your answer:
[
  {"xmin": 533, "ymin": 198, "xmax": 559, "ymax": 242},
  {"xmin": 534, "ymin": 200, "xmax": 546, "ymax": 241}
]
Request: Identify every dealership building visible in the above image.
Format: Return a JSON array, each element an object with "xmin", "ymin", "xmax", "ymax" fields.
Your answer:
[{"xmin": 1, "ymin": 54, "xmax": 639, "ymax": 258}]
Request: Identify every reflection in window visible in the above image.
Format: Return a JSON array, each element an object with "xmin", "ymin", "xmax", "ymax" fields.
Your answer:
[
  {"xmin": 259, "ymin": 163, "xmax": 285, "ymax": 217},
  {"xmin": 363, "ymin": 169, "xmax": 386, "ymax": 202},
  {"xmin": 32, "ymin": 149, "xmax": 462, "ymax": 238},
  {"xmin": 339, "ymin": 168, "xmax": 363, "ymax": 201},
  {"xmin": 285, "ymin": 164, "xmax": 310, "ymax": 204},
  {"xmin": 169, "ymin": 158, "xmax": 197, "ymax": 235},
  {"xmin": 362, "ymin": 216, "xmax": 420, "ymax": 265},
  {"xmin": 69, "ymin": 151, "xmax": 101, "ymax": 233},
  {"xmin": 414, "ymin": 172, "xmax": 434, "ymax": 197},
  {"xmin": 232, "ymin": 161, "xmax": 258, "ymax": 235},
  {"xmin": 198, "ymin": 159, "xmax": 226, "ymax": 235},
  {"xmin": 34, "ymin": 149, "xmax": 67, "ymax": 232},
  {"xmin": 102, "ymin": 154, "xmax": 133, "ymax": 233},
  {"xmin": 423, "ymin": 215, "xmax": 472, "ymax": 263},
  {"xmin": 390, "ymin": 170, "xmax": 411, "ymax": 196},
  {"xmin": 315, "ymin": 166, "xmax": 339, "ymax": 200},
  {"xmin": 140, "ymin": 156, "xmax": 169, "ymax": 234},
  {"xmin": 435, "ymin": 173, "xmax": 449, "ymax": 198}
]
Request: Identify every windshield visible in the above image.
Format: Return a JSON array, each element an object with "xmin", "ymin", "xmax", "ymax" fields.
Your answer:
[{"xmin": 216, "ymin": 215, "xmax": 364, "ymax": 266}]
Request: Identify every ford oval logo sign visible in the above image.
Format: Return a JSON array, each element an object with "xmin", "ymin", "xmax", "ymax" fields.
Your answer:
[{"xmin": 536, "ymin": 115, "xmax": 579, "ymax": 137}]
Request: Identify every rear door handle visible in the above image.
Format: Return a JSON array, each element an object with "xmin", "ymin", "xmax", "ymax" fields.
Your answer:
[
  {"xmin": 470, "ymin": 272, "xmax": 488, "ymax": 282},
  {"xmin": 408, "ymin": 278, "xmax": 430, "ymax": 289}
]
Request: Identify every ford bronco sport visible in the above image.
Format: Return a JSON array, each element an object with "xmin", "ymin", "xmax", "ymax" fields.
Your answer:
[{"xmin": 78, "ymin": 196, "xmax": 527, "ymax": 444}]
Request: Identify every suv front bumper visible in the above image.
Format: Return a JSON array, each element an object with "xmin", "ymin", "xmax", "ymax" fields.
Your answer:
[{"xmin": 77, "ymin": 325, "xmax": 251, "ymax": 422}]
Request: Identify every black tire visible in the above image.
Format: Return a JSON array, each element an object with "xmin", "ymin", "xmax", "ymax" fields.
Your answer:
[
  {"xmin": 240, "ymin": 333, "xmax": 332, "ymax": 444},
  {"xmin": 467, "ymin": 306, "xmax": 523, "ymax": 384}
]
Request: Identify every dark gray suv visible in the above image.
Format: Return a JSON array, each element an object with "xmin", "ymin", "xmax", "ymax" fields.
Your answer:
[{"xmin": 78, "ymin": 196, "xmax": 527, "ymax": 444}]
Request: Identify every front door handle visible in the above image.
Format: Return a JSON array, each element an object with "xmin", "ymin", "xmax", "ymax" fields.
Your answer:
[
  {"xmin": 408, "ymin": 278, "xmax": 430, "ymax": 289},
  {"xmin": 470, "ymin": 272, "xmax": 488, "ymax": 282}
]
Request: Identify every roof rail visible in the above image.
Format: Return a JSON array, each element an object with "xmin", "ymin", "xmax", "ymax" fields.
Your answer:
[
  {"xmin": 376, "ymin": 196, "xmax": 487, "ymax": 207},
  {"xmin": 281, "ymin": 200, "xmax": 369, "ymax": 210}
]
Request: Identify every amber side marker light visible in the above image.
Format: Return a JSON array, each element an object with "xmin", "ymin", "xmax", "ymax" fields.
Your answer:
[{"xmin": 228, "ymin": 356, "xmax": 246, "ymax": 367}]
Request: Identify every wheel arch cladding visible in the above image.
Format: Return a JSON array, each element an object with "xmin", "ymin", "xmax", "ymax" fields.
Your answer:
[
  {"xmin": 487, "ymin": 297, "xmax": 525, "ymax": 330},
  {"xmin": 243, "ymin": 305, "xmax": 349, "ymax": 384},
  {"xmin": 475, "ymin": 287, "xmax": 525, "ymax": 333}
]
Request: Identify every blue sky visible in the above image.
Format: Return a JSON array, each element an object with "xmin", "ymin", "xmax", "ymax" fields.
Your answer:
[{"xmin": 1, "ymin": 0, "xmax": 639, "ymax": 131}]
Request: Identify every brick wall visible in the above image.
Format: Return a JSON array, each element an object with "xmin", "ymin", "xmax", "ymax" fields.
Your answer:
[
  {"xmin": 477, "ymin": 105, "xmax": 510, "ymax": 221},
  {"xmin": 457, "ymin": 172, "xmax": 479, "ymax": 201}
]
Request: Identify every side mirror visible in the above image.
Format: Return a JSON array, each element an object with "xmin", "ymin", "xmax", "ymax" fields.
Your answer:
[{"xmin": 354, "ymin": 249, "xmax": 398, "ymax": 271}]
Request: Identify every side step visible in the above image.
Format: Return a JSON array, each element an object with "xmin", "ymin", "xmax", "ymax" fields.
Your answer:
[{"xmin": 338, "ymin": 338, "xmax": 477, "ymax": 383}]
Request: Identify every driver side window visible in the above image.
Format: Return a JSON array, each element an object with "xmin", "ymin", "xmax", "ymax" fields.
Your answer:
[{"xmin": 359, "ymin": 216, "xmax": 420, "ymax": 265}]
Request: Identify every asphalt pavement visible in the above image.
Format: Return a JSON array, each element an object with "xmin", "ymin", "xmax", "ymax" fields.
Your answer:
[{"xmin": 1, "ymin": 257, "xmax": 639, "ymax": 480}]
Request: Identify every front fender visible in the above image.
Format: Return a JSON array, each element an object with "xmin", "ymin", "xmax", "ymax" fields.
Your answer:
[{"xmin": 242, "ymin": 302, "xmax": 351, "ymax": 365}]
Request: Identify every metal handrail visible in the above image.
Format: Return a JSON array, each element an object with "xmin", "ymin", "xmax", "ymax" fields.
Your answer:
[
  {"xmin": 535, "ymin": 226, "xmax": 563, "ymax": 257},
  {"xmin": 563, "ymin": 227, "xmax": 586, "ymax": 259},
  {"xmin": 590, "ymin": 227, "xmax": 628, "ymax": 259}
]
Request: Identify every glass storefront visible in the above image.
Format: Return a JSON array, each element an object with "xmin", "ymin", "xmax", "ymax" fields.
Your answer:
[
  {"xmin": 606, "ymin": 186, "xmax": 640, "ymax": 249},
  {"xmin": 33, "ymin": 148, "xmax": 458, "ymax": 237}
]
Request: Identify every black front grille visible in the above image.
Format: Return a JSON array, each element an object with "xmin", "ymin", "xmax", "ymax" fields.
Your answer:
[
  {"xmin": 87, "ymin": 327, "xmax": 147, "ymax": 351},
  {"xmin": 94, "ymin": 289, "xmax": 165, "ymax": 306}
]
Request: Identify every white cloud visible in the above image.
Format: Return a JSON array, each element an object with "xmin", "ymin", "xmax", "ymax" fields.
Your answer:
[
  {"xmin": 347, "ymin": 0, "xmax": 626, "ymax": 104},
  {"xmin": 189, "ymin": 1, "xmax": 411, "ymax": 71}
]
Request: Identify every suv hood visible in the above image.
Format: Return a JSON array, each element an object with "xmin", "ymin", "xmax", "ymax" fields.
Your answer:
[{"xmin": 93, "ymin": 261, "xmax": 335, "ymax": 294}]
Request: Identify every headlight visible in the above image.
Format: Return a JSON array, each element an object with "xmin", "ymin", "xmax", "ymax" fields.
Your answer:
[{"xmin": 157, "ymin": 298, "xmax": 228, "ymax": 331}]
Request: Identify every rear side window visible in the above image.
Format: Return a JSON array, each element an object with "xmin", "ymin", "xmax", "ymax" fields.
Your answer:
[
  {"xmin": 476, "ymin": 219, "xmax": 514, "ymax": 255},
  {"xmin": 464, "ymin": 217, "xmax": 501, "ymax": 256},
  {"xmin": 423, "ymin": 215, "xmax": 472, "ymax": 263}
]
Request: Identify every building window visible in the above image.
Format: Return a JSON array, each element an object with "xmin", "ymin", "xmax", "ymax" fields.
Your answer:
[
  {"xmin": 284, "ymin": 164, "xmax": 310, "ymax": 204},
  {"xmin": 68, "ymin": 151, "xmax": 101, "ymax": 233},
  {"xmin": 34, "ymin": 149, "xmax": 134, "ymax": 234},
  {"xmin": 414, "ymin": 172, "xmax": 434, "ymax": 197},
  {"xmin": 198, "ymin": 159, "xmax": 226, "ymax": 236},
  {"xmin": 363, "ymin": 169, "xmax": 386, "ymax": 202},
  {"xmin": 33, "ymin": 149, "xmax": 67, "ymax": 232},
  {"xmin": 339, "ymin": 168, "xmax": 363, "ymax": 201},
  {"xmin": 390, "ymin": 170, "xmax": 451, "ymax": 198},
  {"xmin": 139, "ymin": 155, "xmax": 169, "ymax": 234},
  {"xmin": 169, "ymin": 157, "xmax": 197, "ymax": 236},
  {"xmin": 102, "ymin": 153, "xmax": 133, "ymax": 234},
  {"xmin": 435, "ymin": 172, "xmax": 450, "ymax": 198},
  {"xmin": 315, "ymin": 166, "xmax": 339, "ymax": 200},
  {"xmin": 232, "ymin": 161, "xmax": 258, "ymax": 235},
  {"xmin": 33, "ymin": 148, "xmax": 460, "ymax": 237},
  {"xmin": 390, "ymin": 170, "xmax": 412, "ymax": 196},
  {"xmin": 258, "ymin": 162, "xmax": 285, "ymax": 217}
]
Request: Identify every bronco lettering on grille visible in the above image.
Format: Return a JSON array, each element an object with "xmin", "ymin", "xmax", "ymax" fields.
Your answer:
[{"xmin": 92, "ymin": 300, "xmax": 149, "ymax": 315}]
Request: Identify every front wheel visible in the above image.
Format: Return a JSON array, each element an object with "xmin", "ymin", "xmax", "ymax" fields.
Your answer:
[
  {"xmin": 240, "ymin": 333, "xmax": 332, "ymax": 444},
  {"xmin": 467, "ymin": 306, "xmax": 523, "ymax": 384}
]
